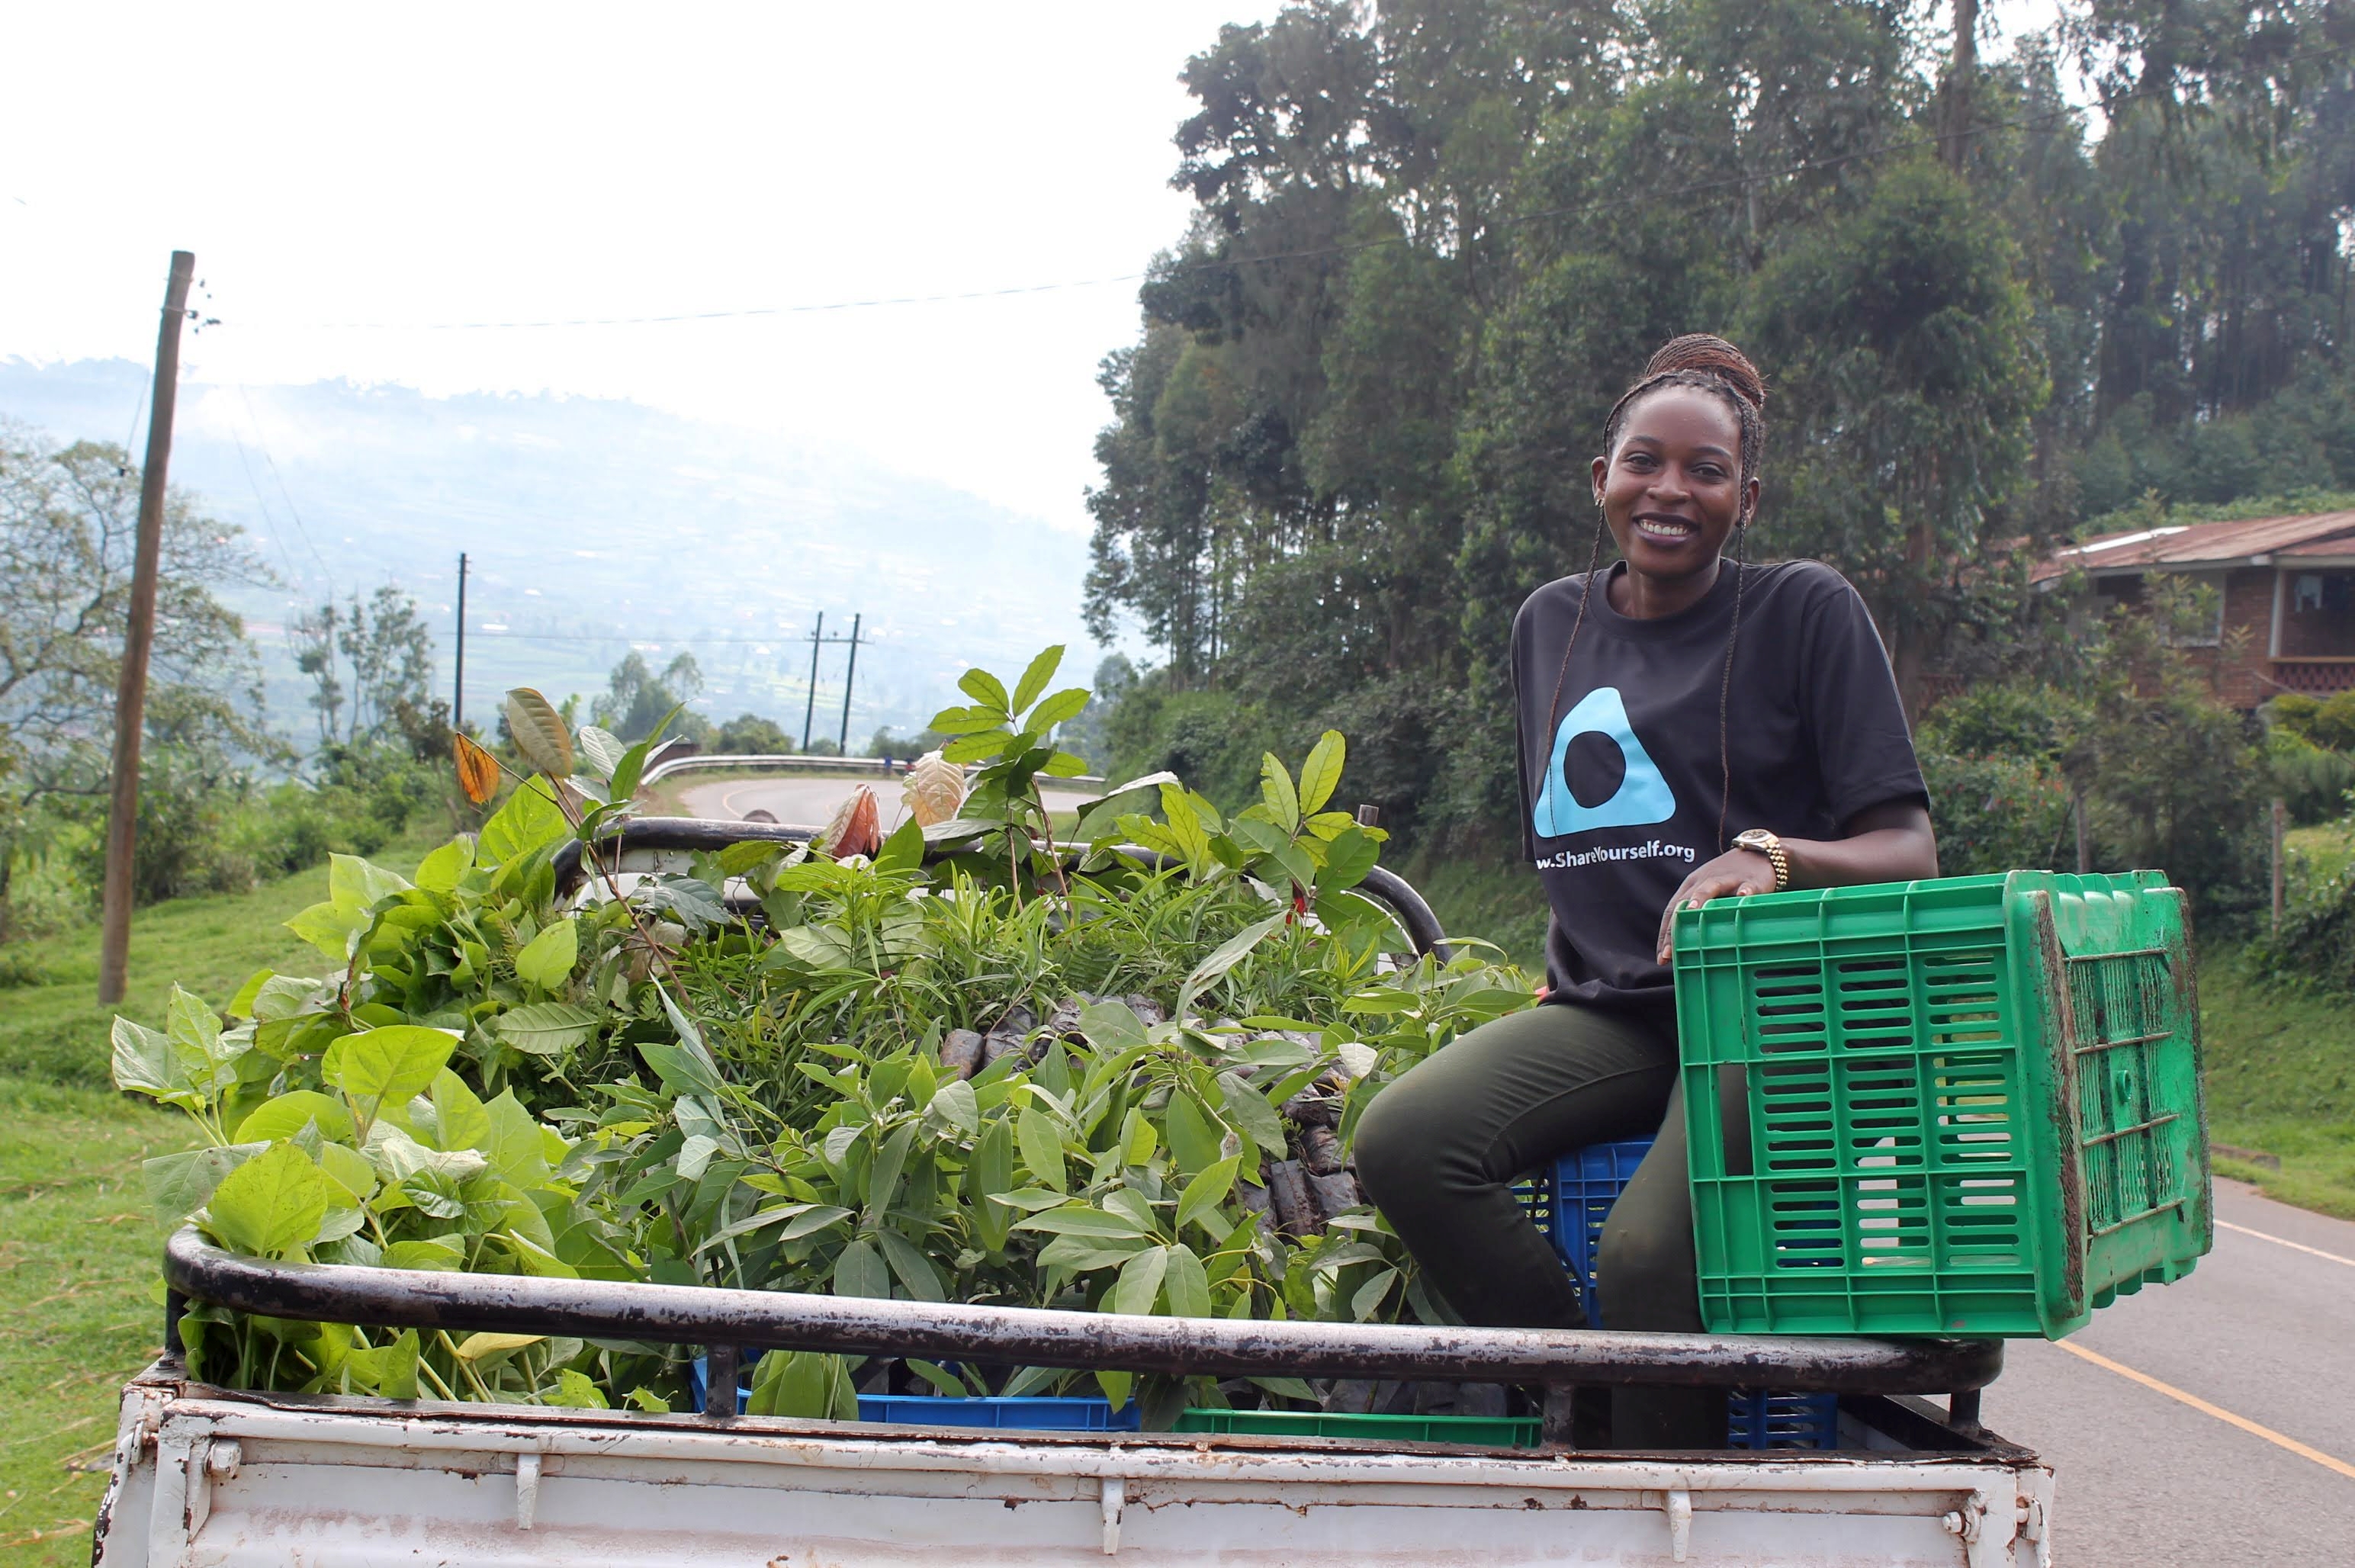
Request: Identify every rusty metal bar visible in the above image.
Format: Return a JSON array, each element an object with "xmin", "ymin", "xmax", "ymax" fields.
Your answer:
[{"xmin": 165, "ymin": 1230, "xmax": 1998, "ymax": 1394}]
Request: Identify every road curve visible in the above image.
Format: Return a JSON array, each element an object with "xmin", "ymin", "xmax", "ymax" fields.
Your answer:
[{"xmin": 677, "ymin": 773, "xmax": 1098, "ymax": 828}]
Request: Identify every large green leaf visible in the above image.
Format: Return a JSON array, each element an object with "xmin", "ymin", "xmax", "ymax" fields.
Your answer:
[
  {"xmin": 1217, "ymin": 1071, "xmax": 1287, "ymax": 1164},
  {"xmin": 1258, "ymin": 753, "xmax": 1301, "ymax": 834},
  {"xmin": 957, "ymin": 667, "xmax": 1012, "ymax": 716},
  {"xmin": 1297, "ymin": 731, "xmax": 1346, "ymax": 816},
  {"xmin": 234, "ymin": 1091, "xmax": 355, "ymax": 1145},
  {"xmin": 1025, "ymin": 687, "xmax": 1089, "ymax": 734},
  {"xmin": 1014, "ymin": 1206, "xmax": 1152, "ymax": 1239},
  {"xmin": 1113, "ymin": 1245, "xmax": 1168, "ymax": 1316},
  {"xmin": 204, "ymin": 1142, "xmax": 330, "ymax": 1258},
  {"xmin": 145, "ymin": 1145, "xmax": 264, "ymax": 1226},
  {"xmin": 1175, "ymin": 1154, "xmax": 1242, "ymax": 1234},
  {"xmin": 496, "ymin": 1001, "xmax": 600, "ymax": 1056},
  {"xmin": 1017, "ymin": 1101, "xmax": 1067, "ymax": 1194},
  {"xmin": 833, "ymin": 1237, "xmax": 892, "ymax": 1299},
  {"xmin": 1163, "ymin": 1242, "xmax": 1213, "ymax": 1319},
  {"xmin": 1177, "ymin": 913, "xmax": 1285, "ymax": 1022},
  {"xmin": 513, "ymin": 917, "xmax": 579, "ymax": 991},
  {"xmin": 477, "ymin": 779, "xmax": 570, "ymax": 866},
  {"xmin": 323, "ymin": 1026, "xmax": 458, "ymax": 1114},
  {"xmin": 1010, "ymin": 645, "xmax": 1065, "ymax": 713},
  {"xmin": 575, "ymin": 725, "xmax": 628, "ymax": 781}
]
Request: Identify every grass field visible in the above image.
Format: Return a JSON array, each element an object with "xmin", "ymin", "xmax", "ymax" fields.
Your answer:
[{"xmin": 0, "ymin": 830, "xmax": 442, "ymax": 1565}]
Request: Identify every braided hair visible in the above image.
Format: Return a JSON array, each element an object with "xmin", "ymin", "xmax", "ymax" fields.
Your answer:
[{"xmin": 1541, "ymin": 333, "xmax": 1769, "ymax": 856}]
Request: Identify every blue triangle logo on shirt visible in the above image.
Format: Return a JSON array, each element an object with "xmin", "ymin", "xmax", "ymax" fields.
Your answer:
[{"xmin": 1533, "ymin": 686, "xmax": 1677, "ymax": 838}]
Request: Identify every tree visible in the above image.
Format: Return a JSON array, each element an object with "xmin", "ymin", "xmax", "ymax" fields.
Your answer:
[
  {"xmin": 0, "ymin": 426, "xmax": 268, "ymax": 799},
  {"xmin": 718, "ymin": 712, "xmax": 794, "ymax": 753},
  {"xmin": 593, "ymin": 650, "xmax": 709, "ymax": 744},
  {"xmin": 292, "ymin": 585, "xmax": 435, "ymax": 750}
]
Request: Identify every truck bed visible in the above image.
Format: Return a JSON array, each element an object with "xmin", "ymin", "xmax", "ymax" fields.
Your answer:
[{"xmin": 97, "ymin": 1361, "xmax": 2052, "ymax": 1567}]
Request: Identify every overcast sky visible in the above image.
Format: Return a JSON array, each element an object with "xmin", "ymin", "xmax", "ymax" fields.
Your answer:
[
  {"xmin": 5, "ymin": 2, "xmax": 2071, "ymax": 541},
  {"xmin": 1, "ymin": 2, "xmax": 1280, "ymax": 535}
]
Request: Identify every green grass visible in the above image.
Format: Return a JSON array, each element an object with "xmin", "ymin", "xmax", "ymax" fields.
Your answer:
[
  {"xmin": 2197, "ymin": 946, "xmax": 2355, "ymax": 1219},
  {"xmin": 0, "ymin": 1078, "xmax": 188, "ymax": 1564},
  {"xmin": 0, "ymin": 827, "xmax": 448, "ymax": 1088},
  {"xmin": 0, "ymin": 831, "xmax": 443, "ymax": 1563},
  {"xmin": 2286, "ymin": 819, "xmax": 2355, "ymax": 882}
]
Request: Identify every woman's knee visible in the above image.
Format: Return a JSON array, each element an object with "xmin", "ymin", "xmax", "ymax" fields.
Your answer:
[
  {"xmin": 1594, "ymin": 1210, "xmax": 1699, "ymax": 1331},
  {"xmin": 1350, "ymin": 1081, "xmax": 1424, "ymax": 1210}
]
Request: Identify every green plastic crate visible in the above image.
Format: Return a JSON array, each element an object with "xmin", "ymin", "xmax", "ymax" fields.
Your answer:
[
  {"xmin": 1171, "ymin": 1409, "xmax": 1541, "ymax": 1448},
  {"xmin": 1672, "ymin": 870, "xmax": 2211, "ymax": 1338}
]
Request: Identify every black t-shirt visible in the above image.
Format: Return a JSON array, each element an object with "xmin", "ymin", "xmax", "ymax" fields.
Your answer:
[{"xmin": 1511, "ymin": 558, "xmax": 1926, "ymax": 1020}]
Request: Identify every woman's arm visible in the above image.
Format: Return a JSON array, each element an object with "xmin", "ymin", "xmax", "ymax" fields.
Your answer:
[{"xmin": 1653, "ymin": 799, "xmax": 1937, "ymax": 964}]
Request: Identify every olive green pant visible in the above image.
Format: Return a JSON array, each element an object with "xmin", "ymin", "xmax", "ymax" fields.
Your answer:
[{"xmin": 1354, "ymin": 1001, "xmax": 1741, "ymax": 1448}]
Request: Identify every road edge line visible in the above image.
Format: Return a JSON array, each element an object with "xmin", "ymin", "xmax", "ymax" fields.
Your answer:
[
  {"xmin": 2216, "ymin": 1218, "xmax": 2355, "ymax": 1268},
  {"xmin": 2054, "ymin": 1340, "xmax": 2355, "ymax": 1483}
]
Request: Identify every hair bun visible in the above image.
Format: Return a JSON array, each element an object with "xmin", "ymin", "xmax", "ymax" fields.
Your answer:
[{"xmin": 1644, "ymin": 333, "xmax": 1765, "ymax": 413}]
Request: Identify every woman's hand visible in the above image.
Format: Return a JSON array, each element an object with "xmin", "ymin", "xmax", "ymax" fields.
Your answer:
[{"xmin": 1655, "ymin": 849, "xmax": 1777, "ymax": 964}]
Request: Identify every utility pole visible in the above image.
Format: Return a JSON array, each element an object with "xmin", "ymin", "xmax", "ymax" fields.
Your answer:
[
  {"xmin": 836, "ymin": 612, "xmax": 864, "ymax": 755},
  {"xmin": 452, "ymin": 552, "xmax": 468, "ymax": 733},
  {"xmin": 802, "ymin": 610, "xmax": 824, "ymax": 751},
  {"xmin": 98, "ymin": 251, "xmax": 195, "ymax": 1005}
]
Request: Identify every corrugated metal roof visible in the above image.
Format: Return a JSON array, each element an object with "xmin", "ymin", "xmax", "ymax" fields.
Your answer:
[{"xmin": 2032, "ymin": 510, "xmax": 2355, "ymax": 582}]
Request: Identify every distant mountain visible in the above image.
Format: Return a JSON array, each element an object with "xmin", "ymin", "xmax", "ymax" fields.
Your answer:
[{"xmin": 0, "ymin": 358, "xmax": 1102, "ymax": 750}]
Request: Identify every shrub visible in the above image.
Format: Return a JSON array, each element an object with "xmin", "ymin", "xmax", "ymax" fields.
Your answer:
[{"xmin": 1920, "ymin": 752, "xmax": 2073, "ymax": 876}]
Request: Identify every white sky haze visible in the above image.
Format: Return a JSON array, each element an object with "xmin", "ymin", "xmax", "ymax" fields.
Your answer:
[{"xmin": 2, "ymin": 2, "xmax": 1275, "ymax": 534}]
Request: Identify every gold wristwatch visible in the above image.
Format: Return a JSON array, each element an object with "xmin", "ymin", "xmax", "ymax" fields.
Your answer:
[{"xmin": 1731, "ymin": 828, "xmax": 1791, "ymax": 892}]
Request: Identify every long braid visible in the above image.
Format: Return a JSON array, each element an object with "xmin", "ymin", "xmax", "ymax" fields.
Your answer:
[
  {"xmin": 1541, "ymin": 512, "xmax": 1614, "ymax": 788},
  {"xmin": 1716, "ymin": 524, "xmax": 1751, "ymax": 853}
]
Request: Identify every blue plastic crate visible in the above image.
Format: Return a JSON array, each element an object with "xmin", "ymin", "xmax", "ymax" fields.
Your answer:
[
  {"xmin": 857, "ymin": 1394, "xmax": 1142, "ymax": 1431},
  {"xmin": 1524, "ymin": 1140, "xmax": 1838, "ymax": 1449},
  {"xmin": 688, "ymin": 1352, "xmax": 751, "ymax": 1415},
  {"xmin": 1727, "ymin": 1390, "xmax": 1840, "ymax": 1450},
  {"xmin": 1537, "ymin": 1139, "xmax": 1656, "ymax": 1325}
]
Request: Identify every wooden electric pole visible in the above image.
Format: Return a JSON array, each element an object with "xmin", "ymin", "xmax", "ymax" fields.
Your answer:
[
  {"xmin": 837, "ymin": 613, "xmax": 865, "ymax": 756},
  {"xmin": 452, "ymin": 552, "xmax": 468, "ymax": 733},
  {"xmin": 98, "ymin": 250, "xmax": 196, "ymax": 1005},
  {"xmin": 802, "ymin": 611, "xmax": 825, "ymax": 750}
]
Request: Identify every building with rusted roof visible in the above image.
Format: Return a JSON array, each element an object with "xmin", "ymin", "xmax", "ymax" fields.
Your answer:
[{"xmin": 2031, "ymin": 510, "xmax": 2355, "ymax": 707}]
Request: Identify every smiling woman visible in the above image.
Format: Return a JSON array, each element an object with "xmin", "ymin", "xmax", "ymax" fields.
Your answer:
[{"xmin": 1354, "ymin": 333, "xmax": 1939, "ymax": 1450}]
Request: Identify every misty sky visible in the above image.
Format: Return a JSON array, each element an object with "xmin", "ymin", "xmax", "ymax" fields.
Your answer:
[{"xmin": 2, "ymin": 2, "xmax": 1283, "ymax": 538}]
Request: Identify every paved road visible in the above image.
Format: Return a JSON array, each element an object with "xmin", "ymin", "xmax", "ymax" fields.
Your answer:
[
  {"xmin": 677, "ymin": 773, "xmax": 1098, "ymax": 828},
  {"xmin": 1980, "ymin": 1179, "xmax": 2355, "ymax": 1563}
]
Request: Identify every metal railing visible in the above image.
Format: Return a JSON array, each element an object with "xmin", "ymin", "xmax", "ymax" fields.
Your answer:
[{"xmin": 639, "ymin": 751, "xmax": 1107, "ymax": 789}]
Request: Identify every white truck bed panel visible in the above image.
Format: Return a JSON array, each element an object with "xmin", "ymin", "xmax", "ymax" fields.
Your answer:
[{"xmin": 98, "ymin": 1374, "xmax": 2053, "ymax": 1568}]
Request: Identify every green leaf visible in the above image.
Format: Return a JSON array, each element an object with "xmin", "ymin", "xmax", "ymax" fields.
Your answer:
[
  {"xmin": 329, "ymin": 853, "xmax": 413, "ymax": 911},
  {"xmin": 1113, "ymin": 1245, "xmax": 1168, "ymax": 1316},
  {"xmin": 875, "ymin": 1229, "xmax": 949, "ymax": 1302},
  {"xmin": 1259, "ymin": 753, "xmax": 1301, "ymax": 834},
  {"xmin": 833, "ymin": 1237, "xmax": 891, "ymax": 1299},
  {"xmin": 384, "ymin": 1235, "xmax": 467, "ymax": 1271},
  {"xmin": 957, "ymin": 667, "xmax": 1012, "ymax": 715},
  {"xmin": 927, "ymin": 1078, "xmax": 979, "ymax": 1137},
  {"xmin": 414, "ymin": 837, "xmax": 472, "ymax": 893},
  {"xmin": 1095, "ymin": 1368, "xmax": 1133, "ymax": 1409},
  {"xmin": 865, "ymin": 1122, "xmax": 917, "ymax": 1229},
  {"xmin": 1042, "ymin": 751, "xmax": 1091, "ymax": 777},
  {"xmin": 929, "ymin": 704, "xmax": 1005, "ymax": 736},
  {"xmin": 343, "ymin": 1329, "xmax": 421, "ymax": 1399},
  {"xmin": 1076, "ymin": 1000, "xmax": 1149, "ymax": 1053},
  {"xmin": 504, "ymin": 688, "xmax": 574, "ymax": 777},
  {"xmin": 1010, "ymin": 645, "xmax": 1065, "ymax": 714},
  {"xmin": 1177, "ymin": 913, "xmax": 1284, "ymax": 1021},
  {"xmin": 323, "ymin": 1026, "xmax": 458, "ymax": 1120},
  {"xmin": 496, "ymin": 1001, "xmax": 600, "ymax": 1056},
  {"xmin": 873, "ymin": 815, "xmax": 925, "ymax": 875},
  {"xmin": 1014, "ymin": 1206, "xmax": 1152, "ymax": 1239},
  {"xmin": 1175, "ymin": 1154, "xmax": 1242, "ymax": 1233},
  {"xmin": 939, "ymin": 731, "xmax": 1004, "ymax": 765},
  {"xmin": 551, "ymin": 1368, "xmax": 609, "ymax": 1409},
  {"xmin": 967, "ymin": 1119, "xmax": 1017, "ymax": 1251},
  {"xmin": 1039, "ymin": 1233, "xmax": 1152, "ymax": 1270},
  {"xmin": 233, "ymin": 1091, "xmax": 355, "ymax": 1145},
  {"xmin": 575, "ymin": 725, "xmax": 628, "ymax": 780},
  {"xmin": 110, "ymin": 1017, "xmax": 185, "ymax": 1107},
  {"xmin": 907, "ymin": 1359, "xmax": 973, "ymax": 1397},
  {"xmin": 1161, "ymin": 1091, "xmax": 1225, "ymax": 1178},
  {"xmin": 1164, "ymin": 1242, "xmax": 1213, "ymax": 1319},
  {"xmin": 1297, "ymin": 731, "xmax": 1345, "ymax": 815},
  {"xmin": 514, "ymin": 917, "xmax": 579, "ymax": 991},
  {"xmin": 204, "ymin": 1142, "xmax": 329, "ymax": 1258},
  {"xmin": 1217, "ymin": 1071, "xmax": 1287, "ymax": 1164},
  {"xmin": 428, "ymin": 1069, "xmax": 493, "ymax": 1153},
  {"xmin": 226, "ymin": 969, "xmax": 273, "ymax": 1018},
  {"xmin": 1319, "ymin": 824, "xmax": 1379, "ymax": 890},
  {"xmin": 1026, "ymin": 687, "xmax": 1089, "ymax": 733},
  {"xmin": 1351, "ymin": 1266, "xmax": 1400, "ymax": 1322},
  {"xmin": 145, "ymin": 1145, "xmax": 263, "ymax": 1226},
  {"xmin": 478, "ymin": 780, "xmax": 570, "ymax": 866},
  {"xmin": 1017, "ymin": 1102, "xmax": 1067, "ymax": 1194}
]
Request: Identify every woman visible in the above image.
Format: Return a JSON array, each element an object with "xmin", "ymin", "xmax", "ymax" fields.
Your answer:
[{"xmin": 1354, "ymin": 334, "xmax": 1936, "ymax": 1448}]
